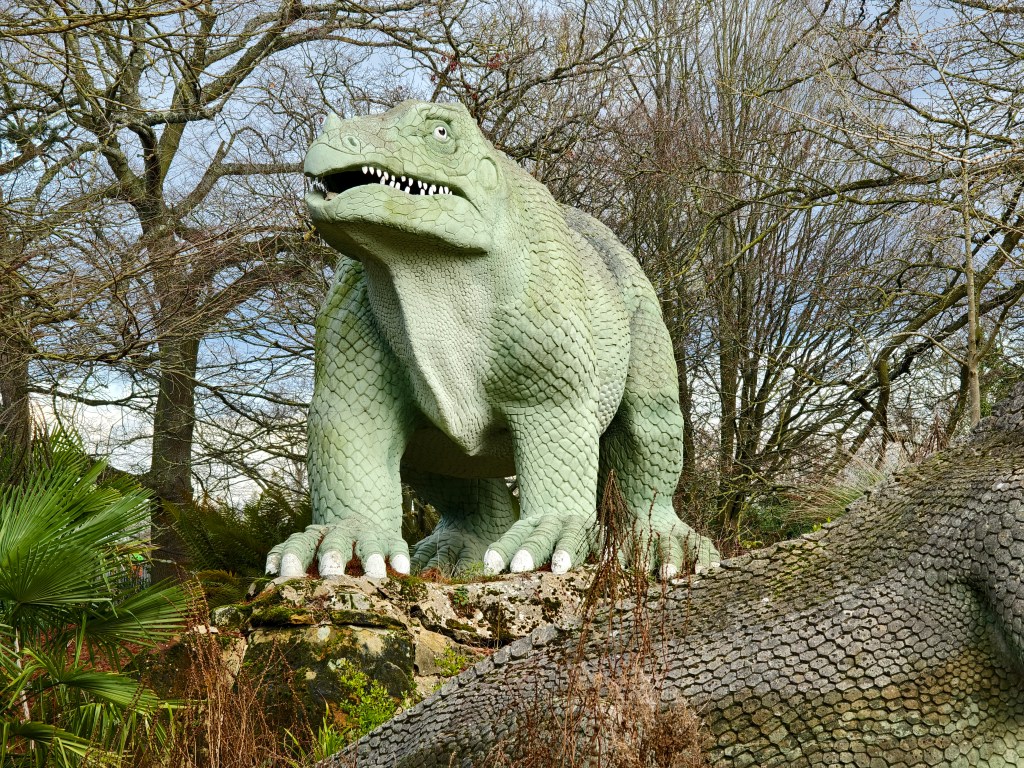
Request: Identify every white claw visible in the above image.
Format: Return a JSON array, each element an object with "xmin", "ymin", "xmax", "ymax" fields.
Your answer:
[
  {"xmin": 364, "ymin": 553, "xmax": 387, "ymax": 580},
  {"xmin": 391, "ymin": 554, "xmax": 411, "ymax": 575},
  {"xmin": 319, "ymin": 550, "xmax": 346, "ymax": 578},
  {"xmin": 279, "ymin": 553, "xmax": 305, "ymax": 580},
  {"xmin": 694, "ymin": 564, "xmax": 705, "ymax": 575},
  {"xmin": 510, "ymin": 549, "xmax": 535, "ymax": 573},
  {"xmin": 265, "ymin": 552, "xmax": 282, "ymax": 575},
  {"xmin": 483, "ymin": 548, "xmax": 506, "ymax": 575},
  {"xmin": 660, "ymin": 563, "xmax": 679, "ymax": 580},
  {"xmin": 551, "ymin": 550, "xmax": 572, "ymax": 574}
]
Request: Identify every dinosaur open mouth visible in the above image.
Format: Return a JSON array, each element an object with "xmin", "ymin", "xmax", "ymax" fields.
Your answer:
[{"xmin": 309, "ymin": 165, "xmax": 456, "ymax": 201}]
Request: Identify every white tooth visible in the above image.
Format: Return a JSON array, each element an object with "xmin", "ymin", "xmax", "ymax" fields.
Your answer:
[
  {"xmin": 429, "ymin": 185, "xmax": 436, "ymax": 194},
  {"xmin": 405, "ymin": 185, "xmax": 412, "ymax": 193},
  {"xmin": 362, "ymin": 166, "xmax": 367, "ymax": 174},
  {"xmin": 379, "ymin": 177, "xmax": 386, "ymax": 185},
  {"xmin": 401, "ymin": 175, "xmax": 406, "ymax": 182},
  {"xmin": 375, "ymin": 168, "xmax": 381, "ymax": 177},
  {"xmin": 444, "ymin": 186, "xmax": 450, "ymax": 194}
]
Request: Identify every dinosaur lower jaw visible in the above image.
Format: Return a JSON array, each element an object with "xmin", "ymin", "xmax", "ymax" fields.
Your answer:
[{"xmin": 305, "ymin": 189, "xmax": 493, "ymax": 255}]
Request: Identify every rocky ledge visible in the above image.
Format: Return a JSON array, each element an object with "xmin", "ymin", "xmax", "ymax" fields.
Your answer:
[{"xmin": 208, "ymin": 570, "xmax": 593, "ymax": 712}]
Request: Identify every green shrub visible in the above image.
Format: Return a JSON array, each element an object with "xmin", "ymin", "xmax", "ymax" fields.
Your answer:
[
  {"xmin": 436, "ymin": 647, "xmax": 476, "ymax": 678},
  {"xmin": 171, "ymin": 489, "xmax": 312, "ymax": 580},
  {"xmin": 333, "ymin": 659, "xmax": 399, "ymax": 739},
  {"xmin": 0, "ymin": 434, "xmax": 188, "ymax": 766}
]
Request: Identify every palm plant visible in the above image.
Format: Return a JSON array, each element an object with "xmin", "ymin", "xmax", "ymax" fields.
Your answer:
[{"xmin": 0, "ymin": 435, "xmax": 187, "ymax": 766}]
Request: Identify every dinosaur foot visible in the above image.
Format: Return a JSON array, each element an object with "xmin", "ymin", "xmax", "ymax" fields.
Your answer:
[
  {"xmin": 633, "ymin": 515, "xmax": 721, "ymax": 580},
  {"xmin": 482, "ymin": 512, "xmax": 597, "ymax": 576},
  {"xmin": 265, "ymin": 523, "xmax": 410, "ymax": 580}
]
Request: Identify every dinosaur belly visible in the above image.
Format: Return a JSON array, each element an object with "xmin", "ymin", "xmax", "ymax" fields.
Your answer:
[{"xmin": 403, "ymin": 427, "xmax": 516, "ymax": 478}]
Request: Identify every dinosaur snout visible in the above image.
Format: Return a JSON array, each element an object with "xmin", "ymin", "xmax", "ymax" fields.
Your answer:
[{"xmin": 319, "ymin": 112, "xmax": 364, "ymax": 154}]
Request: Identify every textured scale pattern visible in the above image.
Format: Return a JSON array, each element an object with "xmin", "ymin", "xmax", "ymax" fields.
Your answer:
[
  {"xmin": 266, "ymin": 100, "xmax": 719, "ymax": 580},
  {"xmin": 324, "ymin": 387, "xmax": 1024, "ymax": 767}
]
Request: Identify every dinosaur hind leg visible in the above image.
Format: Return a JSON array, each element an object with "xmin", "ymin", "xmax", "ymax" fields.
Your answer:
[
  {"xmin": 600, "ymin": 319, "xmax": 720, "ymax": 577},
  {"xmin": 406, "ymin": 471, "xmax": 519, "ymax": 574}
]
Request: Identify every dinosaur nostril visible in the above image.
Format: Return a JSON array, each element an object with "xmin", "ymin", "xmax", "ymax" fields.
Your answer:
[{"xmin": 342, "ymin": 135, "xmax": 360, "ymax": 151}]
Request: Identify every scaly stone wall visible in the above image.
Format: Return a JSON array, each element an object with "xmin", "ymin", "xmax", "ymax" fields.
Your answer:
[{"xmin": 327, "ymin": 388, "xmax": 1024, "ymax": 767}]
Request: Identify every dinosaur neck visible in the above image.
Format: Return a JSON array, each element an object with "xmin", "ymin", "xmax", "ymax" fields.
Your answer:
[{"xmin": 360, "ymin": 251, "xmax": 503, "ymax": 454}]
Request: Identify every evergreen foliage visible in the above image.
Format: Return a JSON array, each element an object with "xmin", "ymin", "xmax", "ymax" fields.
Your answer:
[
  {"xmin": 171, "ymin": 490, "xmax": 312, "ymax": 578},
  {"xmin": 0, "ymin": 433, "xmax": 188, "ymax": 766}
]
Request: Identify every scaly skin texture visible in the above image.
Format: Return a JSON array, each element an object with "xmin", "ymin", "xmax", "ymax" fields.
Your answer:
[
  {"xmin": 266, "ymin": 100, "xmax": 719, "ymax": 580},
  {"xmin": 325, "ymin": 388, "xmax": 1024, "ymax": 767}
]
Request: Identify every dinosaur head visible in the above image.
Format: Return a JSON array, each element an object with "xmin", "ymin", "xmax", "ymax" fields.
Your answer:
[{"xmin": 304, "ymin": 101, "xmax": 503, "ymax": 258}]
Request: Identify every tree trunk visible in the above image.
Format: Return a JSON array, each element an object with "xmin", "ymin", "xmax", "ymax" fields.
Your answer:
[
  {"xmin": 0, "ymin": 263, "xmax": 32, "ymax": 476},
  {"xmin": 677, "ymin": 350, "xmax": 697, "ymax": 509},
  {"xmin": 962, "ymin": 153, "xmax": 982, "ymax": 427},
  {"xmin": 0, "ymin": 326, "xmax": 31, "ymax": 473},
  {"xmin": 716, "ymin": 272, "xmax": 742, "ymax": 534},
  {"xmin": 146, "ymin": 331, "xmax": 200, "ymax": 581}
]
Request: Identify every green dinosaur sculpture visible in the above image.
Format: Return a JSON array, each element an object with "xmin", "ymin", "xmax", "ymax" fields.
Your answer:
[
  {"xmin": 265, "ymin": 101, "xmax": 719, "ymax": 580},
  {"xmin": 326, "ymin": 387, "xmax": 1024, "ymax": 767}
]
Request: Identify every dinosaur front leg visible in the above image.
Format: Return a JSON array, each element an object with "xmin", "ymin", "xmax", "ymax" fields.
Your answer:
[
  {"xmin": 266, "ymin": 261, "xmax": 416, "ymax": 580},
  {"xmin": 483, "ymin": 405, "xmax": 600, "ymax": 575}
]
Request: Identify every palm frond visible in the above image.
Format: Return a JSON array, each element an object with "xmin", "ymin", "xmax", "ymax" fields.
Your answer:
[
  {"xmin": 0, "ymin": 450, "xmax": 154, "ymax": 636},
  {"xmin": 0, "ymin": 434, "xmax": 187, "ymax": 766},
  {"xmin": 36, "ymin": 663, "xmax": 160, "ymax": 713},
  {"xmin": 0, "ymin": 718, "xmax": 109, "ymax": 766},
  {"xmin": 82, "ymin": 583, "xmax": 188, "ymax": 651}
]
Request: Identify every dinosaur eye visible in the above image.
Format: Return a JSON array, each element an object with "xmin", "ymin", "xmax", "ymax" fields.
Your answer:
[{"xmin": 433, "ymin": 125, "xmax": 449, "ymax": 142}]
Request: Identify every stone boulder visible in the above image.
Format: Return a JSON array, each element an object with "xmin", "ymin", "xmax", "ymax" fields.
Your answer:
[{"xmin": 208, "ymin": 570, "xmax": 592, "ymax": 714}]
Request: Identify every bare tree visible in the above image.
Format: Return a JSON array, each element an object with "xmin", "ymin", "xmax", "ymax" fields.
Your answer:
[{"xmin": 1, "ymin": 0, "xmax": 430, "ymax": 572}]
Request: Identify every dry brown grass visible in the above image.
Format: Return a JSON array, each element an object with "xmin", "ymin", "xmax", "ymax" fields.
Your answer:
[
  {"xmin": 486, "ymin": 475, "xmax": 711, "ymax": 768},
  {"xmin": 133, "ymin": 585, "xmax": 309, "ymax": 768}
]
